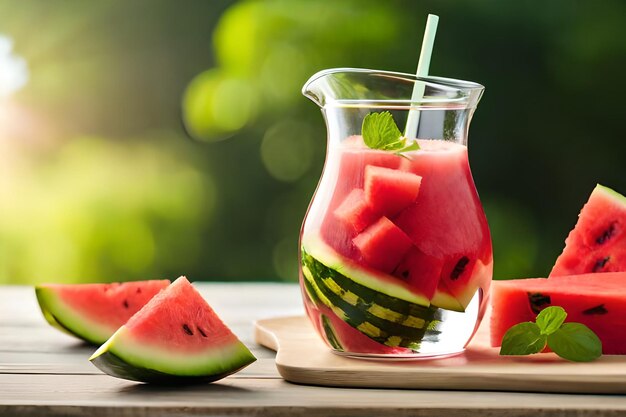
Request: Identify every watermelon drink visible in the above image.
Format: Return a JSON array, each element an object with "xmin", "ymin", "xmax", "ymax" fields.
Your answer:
[{"xmin": 300, "ymin": 68, "xmax": 492, "ymax": 358}]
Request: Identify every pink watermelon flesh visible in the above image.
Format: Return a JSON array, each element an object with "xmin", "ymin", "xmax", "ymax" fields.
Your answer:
[
  {"xmin": 436, "ymin": 256, "xmax": 478, "ymax": 308},
  {"xmin": 353, "ymin": 216, "xmax": 412, "ymax": 273},
  {"xmin": 393, "ymin": 143, "xmax": 492, "ymax": 309},
  {"xmin": 317, "ymin": 138, "xmax": 491, "ymax": 311},
  {"xmin": 393, "ymin": 247, "xmax": 443, "ymax": 300},
  {"xmin": 36, "ymin": 280, "xmax": 170, "ymax": 344},
  {"xmin": 333, "ymin": 188, "xmax": 379, "ymax": 234},
  {"xmin": 364, "ymin": 165, "xmax": 422, "ymax": 217},
  {"xmin": 319, "ymin": 144, "xmax": 401, "ymax": 260},
  {"xmin": 124, "ymin": 277, "xmax": 241, "ymax": 353},
  {"xmin": 490, "ymin": 272, "xmax": 626, "ymax": 354},
  {"xmin": 551, "ymin": 185, "xmax": 626, "ymax": 277}
]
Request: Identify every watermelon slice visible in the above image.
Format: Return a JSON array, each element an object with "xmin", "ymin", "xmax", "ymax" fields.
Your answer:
[
  {"xmin": 305, "ymin": 301, "xmax": 413, "ymax": 355},
  {"xmin": 364, "ymin": 165, "xmax": 422, "ymax": 217},
  {"xmin": 551, "ymin": 185, "xmax": 626, "ymax": 276},
  {"xmin": 393, "ymin": 248, "xmax": 444, "ymax": 301},
  {"xmin": 432, "ymin": 256, "xmax": 481, "ymax": 312},
  {"xmin": 302, "ymin": 233, "xmax": 430, "ymax": 307},
  {"xmin": 490, "ymin": 272, "xmax": 626, "ymax": 354},
  {"xmin": 36, "ymin": 280, "xmax": 170, "ymax": 345},
  {"xmin": 353, "ymin": 216, "xmax": 413, "ymax": 273},
  {"xmin": 333, "ymin": 188, "xmax": 379, "ymax": 234},
  {"xmin": 90, "ymin": 277, "xmax": 256, "ymax": 383}
]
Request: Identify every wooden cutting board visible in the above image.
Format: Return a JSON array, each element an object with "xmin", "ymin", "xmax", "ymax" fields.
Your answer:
[{"xmin": 254, "ymin": 315, "xmax": 626, "ymax": 394}]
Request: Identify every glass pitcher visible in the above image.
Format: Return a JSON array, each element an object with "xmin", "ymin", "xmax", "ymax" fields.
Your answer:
[{"xmin": 299, "ymin": 68, "xmax": 492, "ymax": 359}]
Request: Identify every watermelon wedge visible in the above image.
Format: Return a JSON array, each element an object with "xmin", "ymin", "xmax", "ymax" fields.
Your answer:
[
  {"xmin": 36, "ymin": 280, "xmax": 170, "ymax": 345},
  {"xmin": 551, "ymin": 185, "xmax": 626, "ymax": 276},
  {"xmin": 302, "ymin": 233, "xmax": 430, "ymax": 307},
  {"xmin": 490, "ymin": 272, "xmax": 626, "ymax": 354},
  {"xmin": 90, "ymin": 277, "xmax": 256, "ymax": 383},
  {"xmin": 305, "ymin": 300, "xmax": 414, "ymax": 355}
]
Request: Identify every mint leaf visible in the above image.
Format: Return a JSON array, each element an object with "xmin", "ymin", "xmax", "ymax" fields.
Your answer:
[
  {"xmin": 362, "ymin": 111, "xmax": 420, "ymax": 155},
  {"xmin": 547, "ymin": 323, "xmax": 602, "ymax": 362},
  {"xmin": 394, "ymin": 140, "xmax": 420, "ymax": 156},
  {"xmin": 500, "ymin": 322, "xmax": 547, "ymax": 356},
  {"xmin": 536, "ymin": 306, "xmax": 567, "ymax": 335}
]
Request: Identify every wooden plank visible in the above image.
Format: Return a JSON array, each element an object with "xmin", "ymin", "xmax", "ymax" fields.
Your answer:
[
  {"xmin": 3, "ymin": 373, "xmax": 626, "ymax": 417},
  {"xmin": 0, "ymin": 351, "xmax": 279, "ymax": 377},
  {"xmin": 0, "ymin": 284, "xmax": 304, "ymax": 326}
]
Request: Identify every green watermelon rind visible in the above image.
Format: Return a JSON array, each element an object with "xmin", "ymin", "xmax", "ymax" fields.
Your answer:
[
  {"xmin": 430, "ymin": 285, "xmax": 465, "ymax": 312},
  {"xmin": 90, "ymin": 326, "xmax": 256, "ymax": 383},
  {"xmin": 302, "ymin": 233, "xmax": 430, "ymax": 307},
  {"xmin": 595, "ymin": 184, "xmax": 626, "ymax": 205},
  {"xmin": 35, "ymin": 286, "xmax": 113, "ymax": 345},
  {"xmin": 301, "ymin": 261, "xmax": 432, "ymax": 347}
]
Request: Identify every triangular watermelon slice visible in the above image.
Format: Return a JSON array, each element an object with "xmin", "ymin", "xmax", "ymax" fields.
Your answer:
[
  {"xmin": 90, "ymin": 277, "xmax": 256, "ymax": 383},
  {"xmin": 551, "ymin": 184, "xmax": 626, "ymax": 276},
  {"xmin": 36, "ymin": 280, "xmax": 170, "ymax": 345}
]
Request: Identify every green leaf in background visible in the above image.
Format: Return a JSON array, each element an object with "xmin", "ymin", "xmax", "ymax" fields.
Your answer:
[
  {"xmin": 536, "ymin": 306, "xmax": 567, "ymax": 335},
  {"xmin": 361, "ymin": 111, "xmax": 420, "ymax": 155},
  {"xmin": 547, "ymin": 323, "xmax": 602, "ymax": 362},
  {"xmin": 500, "ymin": 322, "xmax": 547, "ymax": 356}
]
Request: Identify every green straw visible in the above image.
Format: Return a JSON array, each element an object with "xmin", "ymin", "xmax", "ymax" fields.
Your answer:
[{"xmin": 404, "ymin": 14, "xmax": 439, "ymax": 139}]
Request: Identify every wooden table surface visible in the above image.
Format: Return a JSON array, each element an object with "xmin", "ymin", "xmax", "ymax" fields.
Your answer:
[{"xmin": 3, "ymin": 284, "xmax": 626, "ymax": 417}]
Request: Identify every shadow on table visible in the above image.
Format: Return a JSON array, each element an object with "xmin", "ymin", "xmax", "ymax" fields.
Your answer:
[{"xmin": 116, "ymin": 381, "xmax": 253, "ymax": 396}]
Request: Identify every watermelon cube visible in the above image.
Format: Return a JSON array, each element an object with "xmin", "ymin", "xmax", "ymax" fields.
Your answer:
[
  {"xmin": 364, "ymin": 165, "xmax": 422, "ymax": 217},
  {"xmin": 333, "ymin": 189, "xmax": 379, "ymax": 234},
  {"xmin": 353, "ymin": 217, "xmax": 412, "ymax": 273},
  {"xmin": 393, "ymin": 248, "xmax": 444, "ymax": 300},
  {"xmin": 490, "ymin": 272, "xmax": 626, "ymax": 354}
]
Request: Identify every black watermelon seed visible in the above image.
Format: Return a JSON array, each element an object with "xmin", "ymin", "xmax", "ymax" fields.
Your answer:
[
  {"xmin": 197, "ymin": 326, "xmax": 208, "ymax": 338},
  {"xmin": 400, "ymin": 270, "xmax": 409, "ymax": 279},
  {"xmin": 182, "ymin": 324, "xmax": 194, "ymax": 336},
  {"xmin": 122, "ymin": 300, "xmax": 129, "ymax": 309},
  {"xmin": 527, "ymin": 292, "xmax": 551, "ymax": 314},
  {"xmin": 596, "ymin": 223, "xmax": 616, "ymax": 245},
  {"xmin": 592, "ymin": 256, "xmax": 610, "ymax": 272},
  {"xmin": 450, "ymin": 257, "xmax": 470, "ymax": 281},
  {"xmin": 582, "ymin": 304, "xmax": 608, "ymax": 315}
]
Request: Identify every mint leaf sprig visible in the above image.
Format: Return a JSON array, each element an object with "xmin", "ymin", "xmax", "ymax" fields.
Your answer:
[
  {"xmin": 362, "ymin": 111, "xmax": 419, "ymax": 156},
  {"xmin": 500, "ymin": 306, "xmax": 602, "ymax": 362}
]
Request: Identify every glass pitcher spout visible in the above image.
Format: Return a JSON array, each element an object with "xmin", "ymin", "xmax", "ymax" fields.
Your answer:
[
  {"xmin": 302, "ymin": 67, "xmax": 484, "ymax": 109},
  {"xmin": 302, "ymin": 68, "xmax": 484, "ymax": 143}
]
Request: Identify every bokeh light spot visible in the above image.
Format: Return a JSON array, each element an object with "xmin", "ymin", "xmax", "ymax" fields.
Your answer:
[
  {"xmin": 261, "ymin": 120, "xmax": 315, "ymax": 182},
  {"xmin": 0, "ymin": 35, "xmax": 29, "ymax": 98},
  {"xmin": 272, "ymin": 236, "xmax": 298, "ymax": 281},
  {"xmin": 183, "ymin": 69, "xmax": 256, "ymax": 142}
]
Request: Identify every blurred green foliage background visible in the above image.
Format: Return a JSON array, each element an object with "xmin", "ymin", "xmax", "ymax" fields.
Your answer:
[{"xmin": 0, "ymin": 0, "xmax": 624, "ymax": 284}]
